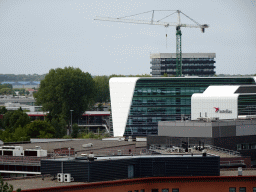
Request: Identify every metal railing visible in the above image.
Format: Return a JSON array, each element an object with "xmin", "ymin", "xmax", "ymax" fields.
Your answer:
[
  {"xmin": 0, "ymin": 159, "xmax": 41, "ymax": 165},
  {"xmin": 149, "ymin": 144, "xmax": 241, "ymax": 157},
  {"xmin": 204, "ymin": 145, "xmax": 241, "ymax": 157},
  {"xmin": 220, "ymin": 160, "xmax": 245, "ymax": 165}
]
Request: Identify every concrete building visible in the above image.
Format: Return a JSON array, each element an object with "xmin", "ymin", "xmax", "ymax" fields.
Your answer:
[
  {"xmin": 1, "ymin": 81, "xmax": 40, "ymax": 89},
  {"xmin": 5, "ymin": 174, "xmax": 256, "ymax": 192},
  {"xmin": 158, "ymin": 119, "xmax": 256, "ymax": 138},
  {"xmin": 41, "ymin": 155, "xmax": 220, "ymax": 182},
  {"xmin": 0, "ymin": 96, "xmax": 36, "ymax": 106},
  {"xmin": 150, "ymin": 53, "xmax": 216, "ymax": 77},
  {"xmin": 4, "ymin": 102, "xmax": 42, "ymax": 112},
  {"xmin": 191, "ymin": 85, "xmax": 256, "ymax": 120},
  {"xmin": 156, "ymin": 85, "xmax": 256, "ymax": 166}
]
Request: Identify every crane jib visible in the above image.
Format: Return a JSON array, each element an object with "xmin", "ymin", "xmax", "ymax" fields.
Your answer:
[{"xmin": 95, "ymin": 10, "xmax": 209, "ymax": 77}]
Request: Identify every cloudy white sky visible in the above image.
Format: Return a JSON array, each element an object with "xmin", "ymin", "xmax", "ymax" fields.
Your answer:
[{"xmin": 0, "ymin": 0, "xmax": 255, "ymax": 75}]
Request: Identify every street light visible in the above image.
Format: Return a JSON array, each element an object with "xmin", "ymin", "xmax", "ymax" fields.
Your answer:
[
  {"xmin": 70, "ymin": 110, "xmax": 74, "ymax": 135},
  {"xmin": 68, "ymin": 147, "xmax": 71, "ymax": 159}
]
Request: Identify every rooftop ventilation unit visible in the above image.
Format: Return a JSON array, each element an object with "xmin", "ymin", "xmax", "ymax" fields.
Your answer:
[
  {"xmin": 64, "ymin": 173, "xmax": 71, "ymax": 182},
  {"xmin": 57, "ymin": 173, "xmax": 63, "ymax": 182}
]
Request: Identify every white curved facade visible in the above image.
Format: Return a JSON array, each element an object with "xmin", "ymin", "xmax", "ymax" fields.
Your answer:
[
  {"xmin": 109, "ymin": 77, "xmax": 139, "ymax": 137},
  {"xmin": 191, "ymin": 86, "xmax": 240, "ymax": 120}
]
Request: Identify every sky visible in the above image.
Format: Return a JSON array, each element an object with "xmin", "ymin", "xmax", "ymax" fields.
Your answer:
[{"xmin": 0, "ymin": 0, "xmax": 255, "ymax": 76}]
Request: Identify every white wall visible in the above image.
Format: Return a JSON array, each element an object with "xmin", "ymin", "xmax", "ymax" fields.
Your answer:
[
  {"xmin": 191, "ymin": 86, "xmax": 240, "ymax": 120},
  {"xmin": 109, "ymin": 77, "xmax": 139, "ymax": 137},
  {"xmin": 191, "ymin": 95, "xmax": 238, "ymax": 120}
]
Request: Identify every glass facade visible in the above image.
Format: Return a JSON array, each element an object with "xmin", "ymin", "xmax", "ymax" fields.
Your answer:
[
  {"xmin": 151, "ymin": 57, "xmax": 216, "ymax": 77},
  {"xmin": 238, "ymin": 95, "xmax": 256, "ymax": 116},
  {"xmin": 124, "ymin": 78, "xmax": 255, "ymax": 136}
]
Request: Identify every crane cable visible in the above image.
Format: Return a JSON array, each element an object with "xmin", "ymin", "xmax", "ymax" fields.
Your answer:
[{"xmin": 166, "ymin": 27, "xmax": 168, "ymax": 49}]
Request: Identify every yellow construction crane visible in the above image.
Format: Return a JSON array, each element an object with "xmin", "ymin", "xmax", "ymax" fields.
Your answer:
[{"xmin": 95, "ymin": 10, "xmax": 209, "ymax": 76}]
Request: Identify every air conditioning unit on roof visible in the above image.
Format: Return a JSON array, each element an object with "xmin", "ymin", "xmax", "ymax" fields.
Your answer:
[
  {"xmin": 64, "ymin": 173, "xmax": 71, "ymax": 182},
  {"xmin": 57, "ymin": 173, "xmax": 63, "ymax": 182}
]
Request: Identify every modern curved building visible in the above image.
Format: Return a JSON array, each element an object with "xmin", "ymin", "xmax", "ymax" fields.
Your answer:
[
  {"xmin": 110, "ymin": 77, "xmax": 256, "ymax": 137},
  {"xmin": 192, "ymin": 85, "xmax": 256, "ymax": 120}
]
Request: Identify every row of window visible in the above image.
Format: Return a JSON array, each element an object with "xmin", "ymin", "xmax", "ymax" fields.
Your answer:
[
  {"xmin": 132, "ymin": 100, "xmax": 191, "ymax": 106},
  {"xmin": 128, "ymin": 188, "xmax": 179, "ymax": 192},
  {"xmin": 165, "ymin": 69, "xmax": 214, "ymax": 72},
  {"xmin": 129, "ymin": 109, "xmax": 191, "ymax": 116},
  {"xmin": 151, "ymin": 64, "xmax": 215, "ymax": 68},
  {"xmin": 124, "ymin": 127, "xmax": 158, "ymax": 135},
  {"xmin": 133, "ymin": 87, "xmax": 206, "ymax": 96},
  {"xmin": 237, "ymin": 143, "xmax": 256, "ymax": 150},
  {"xmin": 151, "ymin": 67, "xmax": 215, "ymax": 72},
  {"xmin": 128, "ymin": 188, "xmax": 255, "ymax": 192},
  {"xmin": 230, "ymin": 187, "xmax": 256, "ymax": 192},
  {"xmin": 152, "ymin": 58, "xmax": 215, "ymax": 61}
]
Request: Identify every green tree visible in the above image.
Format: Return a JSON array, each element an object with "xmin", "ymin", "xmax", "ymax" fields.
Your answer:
[
  {"xmin": 34, "ymin": 67, "xmax": 95, "ymax": 127},
  {"xmin": 71, "ymin": 123, "xmax": 79, "ymax": 138},
  {"xmin": 13, "ymin": 125, "xmax": 29, "ymax": 142},
  {"xmin": 24, "ymin": 120, "xmax": 56, "ymax": 138},
  {"xmin": 0, "ymin": 88, "xmax": 13, "ymax": 95},
  {"xmin": 0, "ymin": 130, "xmax": 14, "ymax": 143},
  {"xmin": 0, "ymin": 107, "xmax": 7, "ymax": 129},
  {"xmin": 93, "ymin": 75, "xmax": 110, "ymax": 103},
  {"xmin": 3, "ymin": 110, "xmax": 31, "ymax": 132},
  {"xmin": 97, "ymin": 103, "xmax": 104, "ymax": 111},
  {"xmin": 0, "ymin": 174, "xmax": 15, "ymax": 192},
  {"xmin": 49, "ymin": 117, "xmax": 66, "ymax": 138},
  {"xmin": 0, "ymin": 107, "xmax": 7, "ymax": 115},
  {"xmin": 128, "ymin": 74, "xmax": 151, "ymax": 77}
]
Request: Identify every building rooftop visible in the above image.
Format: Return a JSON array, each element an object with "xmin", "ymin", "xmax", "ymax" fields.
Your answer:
[
  {"xmin": 12, "ymin": 138, "xmax": 147, "ymax": 155},
  {"xmin": 150, "ymin": 53, "xmax": 216, "ymax": 59},
  {"xmin": 44, "ymin": 154, "xmax": 206, "ymax": 162},
  {"xmin": 5, "ymin": 177, "xmax": 84, "ymax": 191},
  {"xmin": 5, "ymin": 170, "xmax": 256, "ymax": 191}
]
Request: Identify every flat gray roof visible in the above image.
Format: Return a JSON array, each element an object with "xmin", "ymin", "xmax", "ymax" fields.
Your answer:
[
  {"xmin": 150, "ymin": 53, "xmax": 216, "ymax": 59},
  {"xmin": 43, "ymin": 154, "xmax": 206, "ymax": 162}
]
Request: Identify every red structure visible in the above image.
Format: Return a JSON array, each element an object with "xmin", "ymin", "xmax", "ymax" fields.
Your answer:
[
  {"xmin": 54, "ymin": 148, "xmax": 75, "ymax": 156},
  {"xmin": 18, "ymin": 176, "xmax": 256, "ymax": 192}
]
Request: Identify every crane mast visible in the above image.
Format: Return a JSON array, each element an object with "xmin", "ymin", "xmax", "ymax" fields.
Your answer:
[
  {"xmin": 95, "ymin": 10, "xmax": 208, "ymax": 77},
  {"xmin": 176, "ymin": 28, "xmax": 182, "ymax": 76}
]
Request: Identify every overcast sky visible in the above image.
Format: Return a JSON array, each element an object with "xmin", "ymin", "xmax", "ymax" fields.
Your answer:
[{"xmin": 0, "ymin": 0, "xmax": 255, "ymax": 75}]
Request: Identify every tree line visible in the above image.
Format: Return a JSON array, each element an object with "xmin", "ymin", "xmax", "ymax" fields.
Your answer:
[
  {"xmin": 0, "ymin": 74, "xmax": 46, "ymax": 82},
  {"xmin": 0, "ymin": 84, "xmax": 14, "ymax": 95},
  {"xmin": 0, "ymin": 107, "xmax": 60, "ymax": 143},
  {"xmin": 0, "ymin": 67, "xmax": 151, "ymax": 141}
]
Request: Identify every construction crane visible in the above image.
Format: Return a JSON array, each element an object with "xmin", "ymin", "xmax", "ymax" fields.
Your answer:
[{"xmin": 95, "ymin": 10, "xmax": 209, "ymax": 77}]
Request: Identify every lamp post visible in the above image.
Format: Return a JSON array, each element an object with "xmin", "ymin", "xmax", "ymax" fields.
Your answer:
[
  {"xmin": 68, "ymin": 147, "xmax": 71, "ymax": 159},
  {"xmin": 70, "ymin": 110, "xmax": 74, "ymax": 135}
]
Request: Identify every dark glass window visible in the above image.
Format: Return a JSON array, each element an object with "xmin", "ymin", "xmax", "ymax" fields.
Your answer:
[
  {"xmin": 124, "ymin": 77, "xmax": 256, "ymax": 136},
  {"xmin": 140, "ymin": 190, "xmax": 145, "ymax": 192},
  {"xmin": 172, "ymin": 189, "xmax": 179, "ymax": 192},
  {"xmin": 162, "ymin": 189, "xmax": 169, "ymax": 192},
  {"xmin": 229, "ymin": 188, "xmax": 236, "ymax": 192},
  {"xmin": 239, "ymin": 188, "xmax": 246, "ymax": 192},
  {"xmin": 253, "ymin": 187, "xmax": 256, "ymax": 192},
  {"xmin": 152, "ymin": 189, "xmax": 159, "ymax": 192}
]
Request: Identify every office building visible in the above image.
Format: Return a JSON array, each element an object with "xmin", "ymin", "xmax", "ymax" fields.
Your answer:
[
  {"xmin": 150, "ymin": 53, "xmax": 216, "ymax": 77},
  {"xmin": 110, "ymin": 77, "xmax": 256, "ymax": 137},
  {"xmin": 191, "ymin": 85, "xmax": 256, "ymax": 120},
  {"xmin": 41, "ymin": 155, "xmax": 220, "ymax": 182}
]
